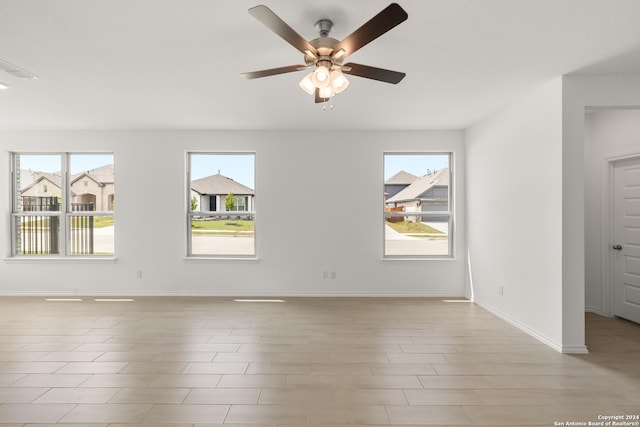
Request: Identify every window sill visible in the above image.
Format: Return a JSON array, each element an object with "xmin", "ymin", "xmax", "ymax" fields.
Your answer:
[
  {"xmin": 183, "ymin": 257, "xmax": 259, "ymax": 263},
  {"xmin": 382, "ymin": 257, "xmax": 457, "ymax": 261},
  {"xmin": 3, "ymin": 257, "xmax": 117, "ymax": 264}
]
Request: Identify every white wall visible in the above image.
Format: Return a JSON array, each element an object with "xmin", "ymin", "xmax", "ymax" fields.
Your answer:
[
  {"xmin": 466, "ymin": 78, "xmax": 564, "ymax": 351},
  {"xmin": 0, "ymin": 130, "xmax": 467, "ymax": 297},
  {"xmin": 584, "ymin": 110, "xmax": 640, "ymax": 315}
]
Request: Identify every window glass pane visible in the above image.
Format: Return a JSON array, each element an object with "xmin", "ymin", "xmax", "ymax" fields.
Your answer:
[
  {"xmin": 15, "ymin": 154, "xmax": 62, "ymax": 213},
  {"xmin": 70, "ymin": 215, "xmax": 114, "ymax": 255},
  {"xmin": 67, "ymin": 154, "xmax": 115, "ymax": 257},
  {"xmin": 384, "ymin": 214, "xmax": 449, "ymax": 256},
  {"xmin": 69, "ymin": 154, "xmax": 115, "ymax": 212},
  {"xmin": 189, "ymin": 153, "xmax": 255, "ymax": 256},
  {"xmin": 384, "ymin": 154, "xmax": 449, "ymax": 211},
  {"xmin": 384, "ymin": 153, "xmax": 451, "ymax": 257},
  {"xmin": 190, "ymin": 215, "xmax": 255, "ymax": 256},
  {"xmin": 14, "ymin": 215, "xmax": 60, "ymax": 255}
]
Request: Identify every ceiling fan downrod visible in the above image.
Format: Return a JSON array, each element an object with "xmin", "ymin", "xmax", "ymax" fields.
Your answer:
[{"xmin": 314, "ymin": 19, "xmax": 333, "ymax": 38}]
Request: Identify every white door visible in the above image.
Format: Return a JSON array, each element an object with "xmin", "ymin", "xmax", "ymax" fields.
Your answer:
[{"xmin": 613, "ymin": 157, "xmax": 640, "ymax": 323}]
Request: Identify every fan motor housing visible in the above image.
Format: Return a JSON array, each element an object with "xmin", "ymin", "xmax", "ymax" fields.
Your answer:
[{"xmin": 305, "ymin": 37, "xmax": 340, "ymax": 66}]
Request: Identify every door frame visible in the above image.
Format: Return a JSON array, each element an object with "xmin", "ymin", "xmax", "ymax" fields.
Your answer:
[{"xmin": 603, "ymin": 153, "xmax": 640, "ymax": 317}]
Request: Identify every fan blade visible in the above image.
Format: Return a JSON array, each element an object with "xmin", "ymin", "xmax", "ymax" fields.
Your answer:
[
  {"xmin": 241, "ymin": 64, "xmax": 309, "ymax": 79},
  {"xmin": 249, "ymin": 5, "xmax": 317, "ymax": 56},
  {"xmin": 315, "ymin": 88, "xmax": 329, "ymax": 103},
  {"xmin": 333, "ymin": 3, "xmax": 407, "ymax": 58},
  {"xmin": 342, "ymin": 63, "xmax": 405, "ymax": 84}
]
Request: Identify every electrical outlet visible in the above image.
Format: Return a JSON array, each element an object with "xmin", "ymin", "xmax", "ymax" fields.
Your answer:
[
  {"xmin": 331, "ymin": 271, "xmax": 336, "ymax": 280},
  {"xmin": 323, "ymin": 271, "xmax": 329, "ymax": 279},
  {"xmin": 497, "ymin": 285, "xmax": 504, "ymax": 296},
  {"xmin": 136, "ymin": 270, "xmax": 143, "ymax": 279}
]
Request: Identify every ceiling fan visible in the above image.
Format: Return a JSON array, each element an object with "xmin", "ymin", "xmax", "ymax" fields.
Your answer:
[{"xmin": 241, "ymin": 3, "xmax": 408, "ymax": 103}]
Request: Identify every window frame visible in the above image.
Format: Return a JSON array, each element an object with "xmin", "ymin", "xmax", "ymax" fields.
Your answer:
[
  {"xmin": 186, "ymin": 151, "xmax": 257, "ymax": 259},
  {"xmin": 383, "ymin": 151, "xmax": 454, "ymax": 259},
  {"xmin": 10, "ymin": 152, "xmax": 115, "ymax": 258}
]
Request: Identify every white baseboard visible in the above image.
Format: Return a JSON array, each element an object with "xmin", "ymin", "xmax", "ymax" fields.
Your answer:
[
  {"xmin": 585, "ymin": 306, "xmax": 604, "ymax": 316},
  {"xmin": 0, "ymin": 291, "xmax": 467, "ymax": 298},
  {"xmin": 474, "ymin": 298, "xmax": 588, "ymax": 354},
  {"xmin": 560, "ymin": 345, "xmax": 589, "ymax": 354}
]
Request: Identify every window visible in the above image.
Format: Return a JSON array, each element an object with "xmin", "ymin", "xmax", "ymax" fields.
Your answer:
[
  {"xmin": 11, "ymin": 153, "xmax": 115, "ymax": 256},
  {"xmin": 235, "ymin": 196, "xmax": 248, "ymax": 212},
  {"xmin": 383, "ymin": 153, "xmax": 452, "ymax": 257},
  {"xmin": 187, "ymin": 153, "xmax": 255, "ymax": 257}
]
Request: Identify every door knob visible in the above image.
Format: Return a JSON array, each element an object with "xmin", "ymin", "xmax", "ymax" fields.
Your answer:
[{"xmin": 612, "ymin": 245, "xmax": 623, "ymax": 250}]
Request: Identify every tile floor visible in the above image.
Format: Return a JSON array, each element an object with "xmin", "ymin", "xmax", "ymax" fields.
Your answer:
[{"xmin": 0, "ymin": 297, "xmax": 638, "ymax": 426}]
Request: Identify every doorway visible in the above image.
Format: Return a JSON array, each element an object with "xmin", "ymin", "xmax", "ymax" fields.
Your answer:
[
  {"xmin": 611, "ymin": 157, "xmax": 640, "ymax": 323},
  {"xmin": 584, "ymin": 109, "xmax": 640, "ymax": 323}
]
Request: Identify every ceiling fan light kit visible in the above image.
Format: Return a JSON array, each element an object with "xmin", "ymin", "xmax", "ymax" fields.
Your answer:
[
  {"xmin": 299, "ymin": 72, "xmax": 316, "ymax": 95},
  {"xmin": 241, "ymin": 3, "xmax": 408, "ymax": 104}
]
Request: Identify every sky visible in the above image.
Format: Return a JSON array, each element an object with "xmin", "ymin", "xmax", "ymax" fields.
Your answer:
[
  {"xmin": 384, "ymin": 154, "xmax": 449, "ymax": 180},
  {"xmin": 17, "ymin": 154, "xmax": 114, "ymax": 175},
  {"xmin": 190, "ymin": 154, "xmax": 255, "ymax": 188}
]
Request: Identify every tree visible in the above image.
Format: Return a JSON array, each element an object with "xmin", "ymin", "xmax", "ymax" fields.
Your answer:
[
  {"xmin": 190, "ymin": 195, "xmax": 198, "ymax": 211},
  {"xmin": 225, "ymin": 192, "xmax": 236, "ymax": 212},
  {"xmin": 224, "ymin": 192, "xmax": 238, "ymax": 224}
]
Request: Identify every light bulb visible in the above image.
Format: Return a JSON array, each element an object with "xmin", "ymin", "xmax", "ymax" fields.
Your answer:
[
  {"xmin": 330, "ymin": 70, "xmax": 349, "ymax": 94},
  {"xmin": 312, "ymin": 65, "xmax": 331, "ymax": 88},
  {"xmin": 298, "ymin": 72, "xmax": 315, "ymax": 95}
]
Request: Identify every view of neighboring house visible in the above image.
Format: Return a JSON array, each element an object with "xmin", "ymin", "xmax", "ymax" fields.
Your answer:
[
  {"xmin": 384, "ymin": 170, "xmax": 419, "ymax": 200},
  {"xmin": 191, "ymin": 172, "xmax": 254, "ymax": 213},
  {"xmin": 19, "ymin": 171, "xmax": 62, "ymax": 211},
  {"xmin": 19, "ymin": 164, "xmax": 115, "ymax": 211},
  {"xmin": 385, "ymin": 168, "xmax": 449, "ymax": 221}
]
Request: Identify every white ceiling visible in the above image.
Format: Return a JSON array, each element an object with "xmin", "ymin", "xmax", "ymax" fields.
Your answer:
[{"xmin": 1, "ymin": 0, "xmax": 639, "ymax": 130}]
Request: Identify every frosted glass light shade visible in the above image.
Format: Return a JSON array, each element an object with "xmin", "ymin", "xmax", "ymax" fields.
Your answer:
[
  {"xmin": 330, "ymin": 70, "xmax": 349, "ymax": 94},
  {"xmin": 318, "ymin": 85, "xmax": 334, "ymax": 99},
  {"xmin": 299, "ymin": 72, "xmax": 315, "ymax": 95}
]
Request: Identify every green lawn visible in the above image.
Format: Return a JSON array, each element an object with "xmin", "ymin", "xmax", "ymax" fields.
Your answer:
[
  {"xmin": 93, "ymin": 217, "xmax": 114, "ymax": 228},
  {"xmin": 386, "ymin": 220, "xmax": 443, "ymax": 235},
  {"xmin": 70, "ymin": 216, "xmax": 114, "ymax": 229},
  {"xmin": 21, "ymin": 216, "xmax": 114, "ymax": 230},
  {"xmin": 192, "ymin": 219, "xmax": 254, "ymax": 235}
]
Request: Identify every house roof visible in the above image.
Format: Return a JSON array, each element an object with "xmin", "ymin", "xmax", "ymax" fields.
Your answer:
[
  {"xmin": 71, "ymin": 164, "xmax": 114, "ymax": 185},
  {"xmin": 191, "ymin": 173, "xmax": 254, "ymax": 196},
  {"xmin": 385, "ymin": 170, "xmax": 419, "ymax": 185},
  {"xmin": 20, "ymin": 165, "xmax": 115, "ymax": 193},
  {"xmin": 386, "ymin": 168, "xmax": 449, "ymax": 203},
  {"xmin": 19, "ymin": 171, "xmax": 62, "ymax": 192}
]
